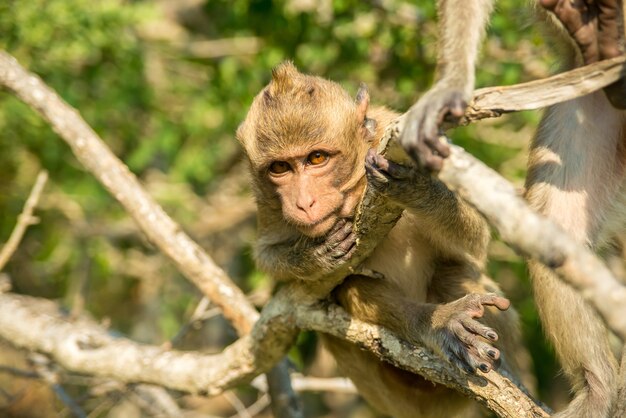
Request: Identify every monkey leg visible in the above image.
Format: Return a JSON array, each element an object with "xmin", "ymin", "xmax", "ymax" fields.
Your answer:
[
  {"xmin": 324, "ymin": 274, "xmax": 486, "ymax": 418},
  {"xmin": 525, "ymin": 90, "xmax": 624, "ymax": 417},
  {"xmin": 324, "ymin": 269, "xmax": 524, "ymax": 418}
]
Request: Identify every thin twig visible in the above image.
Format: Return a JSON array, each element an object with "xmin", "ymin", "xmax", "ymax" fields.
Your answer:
[
  {"xmin": 0, "ymin": 170, "xmax": 48, "ymax": 270},
  {"xmin": 0, "ymin": 365, "xmax": 39, "ymax": 379},
  {"xmin": 224, "ymin": 392, "xmax": 252, "ymax": 418},
  {"xmin": 290, "ymin": 375, "xmax": 357, "ymax": 394},
  {"xmin": 31, "ymin": 354, "xmax": 87, "ymax": 418},
  {"xmin": 131, "ymin": 384, "xmax": 182, "ymax": 417},
  {"xmin": 228, "ymin": 394, "xmax": 271, "ymax": 418},
  {"xmin": 252, "ymin": 374, "xmax": 357, "ymax": 394}
]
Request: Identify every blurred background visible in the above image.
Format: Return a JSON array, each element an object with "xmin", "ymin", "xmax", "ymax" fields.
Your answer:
[{"xmin": 0, "ymin": 0, "xmax": 580, "ymax": 416}]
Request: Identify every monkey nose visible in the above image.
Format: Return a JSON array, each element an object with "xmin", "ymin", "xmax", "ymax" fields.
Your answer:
[{"xmin": 296, "ymin": 195, "xmax": 316, "ymax": 215}]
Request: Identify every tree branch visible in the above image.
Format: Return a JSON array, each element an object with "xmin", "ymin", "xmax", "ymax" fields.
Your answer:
[
  {"xmin": 0, "ymin": 170, "xmax": 48, "ymax": 271},
  {"xmin": 0, "ymin": 50, "xmax": 301, "ymax": 418},
  {"xmin": 0, "ymin": 290, "xmax": 547, "ymax": 417},
  {"xmin": 465, "ymin": 55, "xmax": 626, "ymax": 122}
]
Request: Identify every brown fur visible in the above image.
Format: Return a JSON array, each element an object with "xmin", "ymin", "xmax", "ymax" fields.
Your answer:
[{"xmin": 237, "ymin": 62, "xmax": 525, "ymax": 418}]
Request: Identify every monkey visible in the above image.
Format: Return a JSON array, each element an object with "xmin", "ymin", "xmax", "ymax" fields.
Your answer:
[
  {"xmin": 236, "ymin": 61, "xmax": 526, "ymax": 418},
  {"xmin": 398, "ymin": 1, "xmax": 625, "ymax": 417}
]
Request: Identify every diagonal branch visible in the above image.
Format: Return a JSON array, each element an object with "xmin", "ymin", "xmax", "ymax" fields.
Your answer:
[{"xmin": 0, "ymin": 50, "xmax": 301, "ymax": 418}]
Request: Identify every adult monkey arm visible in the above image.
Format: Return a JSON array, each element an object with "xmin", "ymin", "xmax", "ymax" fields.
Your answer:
[{"xmin": 400, "ymin": 0, "xmax": 495, "ymax": 171}]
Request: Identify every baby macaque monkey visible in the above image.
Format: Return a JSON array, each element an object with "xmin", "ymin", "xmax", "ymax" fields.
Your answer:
[
  {"xmin": 399, "ymin": 1, "xmax": 624, "ymax": 417},
  {"xmin": 237, "ymin": 62, "xmax": 524, "ymax": 418}
]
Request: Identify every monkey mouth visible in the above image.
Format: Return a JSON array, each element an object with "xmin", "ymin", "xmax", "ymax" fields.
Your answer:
[{"xmin": 293, "ymin": 213, "xmax": 338, "ymax": 238}]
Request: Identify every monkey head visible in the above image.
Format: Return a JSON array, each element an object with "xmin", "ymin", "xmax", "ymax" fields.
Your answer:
[{"xmin": 237, "ymin": 62, "xmax": 375, "ymax": 238}]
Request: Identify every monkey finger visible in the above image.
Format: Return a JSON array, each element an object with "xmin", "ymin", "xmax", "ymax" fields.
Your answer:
[
  {"xmin": 424, "ymin": 135, "xmax": 451, "ymax": 159},
  {"xmin": 478, "ymin": 294, "xmax": 511, "ymax": 311},
  {"xmin": 462, "ymin": 344, "xmax": 495, "ymax": 373},
  {"xmin": 442, "ymin": 343, "xmax": 476, "ymax": 374},
  {"xmin": 327, "ymin": 221, "xmax": 354, "ymax": 247},
  {"xmin": 596, "ymin": 0, "xmax": 622, "ymax": 60},
  {"xmin": 365, "ymin": 160, "xmax": 391, "ymax": 187},
  {"xmin": 367, "ymin": 149, "xmax": 414, "ymax": 180},
  {"xmin": 335, "ymin": 241, "xmax": 357, "ymax": 262},
  {"xmin": 459, "ymin": 317, "xmax": 499, "ymax": 342},
  {"xmin": 328, "ymin": 218, "xmax": 347, "ymax": 235},
  {"xmin": 464, "ymin": 293, "xmax": 510, "ymax": 315},
  {"xmin": 448, "ymin": 99, "xmax": 467, "ymax": 119},
  {"xmin": 452, "ymin": 343, "xmax": 489, "ymax": 374},
  {"xmin": 415, "ymin": 140, "xmax": 444, "ymax": 171}
]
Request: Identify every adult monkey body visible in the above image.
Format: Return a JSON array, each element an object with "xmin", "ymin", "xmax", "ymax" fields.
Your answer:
[
  {"xmin": 237, "ymin": 63, "xmax": 525, "ymax": 417},
  {"xmin": 401, "ymin": 1, "xmax": 625, "ymax": 417}
]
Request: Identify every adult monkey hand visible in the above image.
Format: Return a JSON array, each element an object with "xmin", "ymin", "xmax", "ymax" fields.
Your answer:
[{"xmin": 541, "ymin": 0, "xmax": 626, "ymax": 108}]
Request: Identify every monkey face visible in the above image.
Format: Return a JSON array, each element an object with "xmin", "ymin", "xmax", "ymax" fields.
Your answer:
[{"xmin": 265, "ymin": 146, "xmax": 361, "ymax": 237}]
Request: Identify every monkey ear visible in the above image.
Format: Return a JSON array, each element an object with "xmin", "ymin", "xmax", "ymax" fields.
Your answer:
[
  {"xmin": 355, "ymin": 82, "xmax": 370, "ymax": 122},
  {"xmin": 356, "ymin": 83, "xmax": 376, "ymax": 139}
]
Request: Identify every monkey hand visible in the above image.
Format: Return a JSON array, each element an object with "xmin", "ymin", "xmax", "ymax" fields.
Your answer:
[
  {"xmin": 292, "ymin": 218, "xmax": 356, "ymax": 280},
  {"xmin": 256, "ymin": 219, "xmax": 356, "ymax": 281},
  {"xmin": 400, "ymin": 86, "xmax": 467, "ymax": 171},
  {"xmin": 365, "ymin": 149, "xmax": 429, "ymax": 206},
  {"xmin": 310, "ymin": 218, "xmax": 357, "ymax": 267},
  {"xmin": 540, "ymin": 0, "xmax": 626, "ymax": 109},
  {"xmin": 428, "ymin": 293, "xmax": 510, "ymax": 374}
]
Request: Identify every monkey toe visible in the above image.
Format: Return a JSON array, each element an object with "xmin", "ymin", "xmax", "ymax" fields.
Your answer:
[
  {"xmin": 466, "ymin": 293, "xmax": 510, "ymax": 313},
  {"xmin": 459, "ymin": 317, "xmax": 499, "ymax": 342},
  {"xmin": 444, "ymin": 342, "xmax": 485, "ymax": 374}
]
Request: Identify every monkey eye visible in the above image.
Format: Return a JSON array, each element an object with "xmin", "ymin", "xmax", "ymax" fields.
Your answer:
[
  {"xmin": 269, "ymin": 161, "xmax": 291, "ymax": 174},
  {"xmin": 307, "ymin": 151, "xmax": 328, "ymax": 166}
]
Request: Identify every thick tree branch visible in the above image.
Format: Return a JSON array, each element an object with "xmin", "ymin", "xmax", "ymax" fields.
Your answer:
[
  {"xmin": 296, "ymin": 302, "xmax": 549, "ymax": 418},
  {"xmin": 0, "ymin": 292, "xmax": 297, "ymax": 395},
  {"xmin": 0, "ymin": 290, "xmax": 547, "ymax": 417},
  {"xmin": 0, "ymin": 52, "xmax": 257, "ymax": 334},
  {"xmin": 0, "ymin": 50, "xmax": 301, "ymax": 418}
]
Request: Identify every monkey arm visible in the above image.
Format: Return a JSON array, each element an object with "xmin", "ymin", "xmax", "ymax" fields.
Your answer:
[
  {"xmin": 399, "ymin": 0, "xmax": 495, "ymax": 170},
  {"xmin": 365, "ymin": 150, "xmax": 489, "ymax": 262},
  {"xmin": 255, "ymin": 219, "xmax": 356, "ymax": 281}
]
